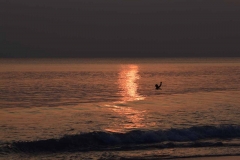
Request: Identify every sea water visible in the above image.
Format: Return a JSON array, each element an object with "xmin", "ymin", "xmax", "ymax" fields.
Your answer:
[{"xmin": 0, "ymin": 58, "xmax": 240, "ymax": 159}]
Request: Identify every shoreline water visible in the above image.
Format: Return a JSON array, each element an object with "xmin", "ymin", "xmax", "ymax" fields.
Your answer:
[
  {"xmin": 178, "ymin": 155, "xmax": 240, "ymax": 160},
  {"xmin": 1, "ymin": 151, "xmax": 240, "ymax": 160}
]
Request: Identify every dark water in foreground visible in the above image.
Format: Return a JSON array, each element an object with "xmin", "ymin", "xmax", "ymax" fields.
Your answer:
[{"xmin": 0, "ymin": 58, "xmax": 240, "ymax": 159}]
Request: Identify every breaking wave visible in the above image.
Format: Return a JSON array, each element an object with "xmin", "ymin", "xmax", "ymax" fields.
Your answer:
[{"xmin": 3, "ymin": 125, "xmax": 240, "ymax": 153}]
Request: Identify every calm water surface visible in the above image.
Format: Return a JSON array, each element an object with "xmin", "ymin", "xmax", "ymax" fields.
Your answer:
[{"xmin": 0, "ymin": 58, "xmax": 240, "ymax": 159}]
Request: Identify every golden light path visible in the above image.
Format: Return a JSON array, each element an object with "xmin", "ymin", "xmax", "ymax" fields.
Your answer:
[
  {"xmin": 118, "ymin": 65, "xmax": 145, "ymax": 102},
  {"xmin": 106, "ymin": 65, "xmax": 146, "ymax": 132}
]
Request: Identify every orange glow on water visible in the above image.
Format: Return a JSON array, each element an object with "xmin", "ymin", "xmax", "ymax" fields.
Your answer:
[
  {"xmin": 105, "ymin": 65, "xmax": 146, "ymax": 132},
  {"xmin": 118, "ymin": 65, "xmax": 145, "ymax": 102},
  {"xmin": 105, "ymin": 104, "xmax": 146, "ymax": 133}
]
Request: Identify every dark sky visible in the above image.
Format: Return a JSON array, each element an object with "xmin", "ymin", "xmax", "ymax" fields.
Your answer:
[{"xmin": 1, "ymin": 0, "xmax": 240, "ymax": 58}]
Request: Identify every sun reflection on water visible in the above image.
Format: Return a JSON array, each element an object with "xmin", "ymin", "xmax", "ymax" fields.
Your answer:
[
  {"xmin": 105, "ymin": 65, "xmax": 146, "ymax": 133},
  {"xmin": 118, "ymin": 65, "xmax": 145, "ymax": 102}
]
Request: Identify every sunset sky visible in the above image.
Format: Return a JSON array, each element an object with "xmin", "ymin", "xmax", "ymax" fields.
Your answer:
[{"xmin": 1, "ymin": 0, "xmax": 240, "ymax": 58}]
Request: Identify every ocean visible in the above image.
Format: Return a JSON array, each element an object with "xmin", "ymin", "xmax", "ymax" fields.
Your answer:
[{"xmin": 0, "ymin": 58, "xmax": 240, "ymax": 159}]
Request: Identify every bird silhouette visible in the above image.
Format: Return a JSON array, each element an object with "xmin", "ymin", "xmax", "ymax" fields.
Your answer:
[{"xmin": 155, "ymin": 82, "xmax": 162, "ymax": 90}]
